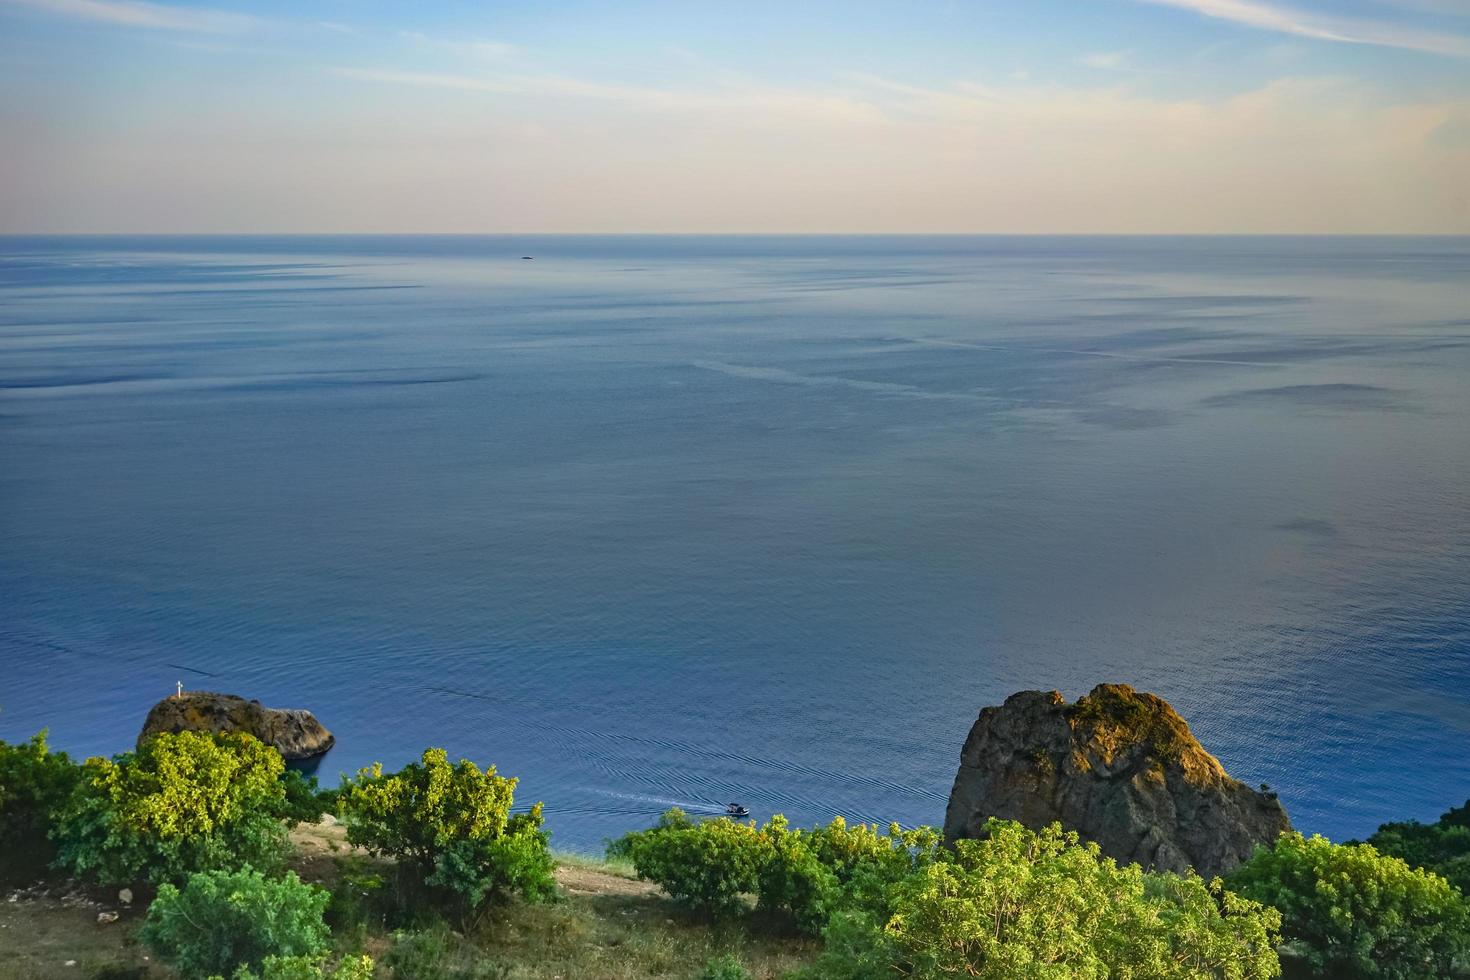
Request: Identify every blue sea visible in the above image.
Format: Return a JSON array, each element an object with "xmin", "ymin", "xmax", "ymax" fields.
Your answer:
[{"xmin": 2, "ymin": 235, "xmax": 1468, "ymax": 852}]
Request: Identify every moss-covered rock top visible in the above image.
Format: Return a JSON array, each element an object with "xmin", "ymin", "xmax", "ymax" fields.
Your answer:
[{"xmin": 944, "ymin": 683, "xmax": 1290, "ymax": 878}]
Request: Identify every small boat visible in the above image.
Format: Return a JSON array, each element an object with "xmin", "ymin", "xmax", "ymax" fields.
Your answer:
[
  {"xmin": 521, "ymin": 256, "xmax": 535, "ymax": 260},
  {"xmin": 725, "ymin": 803, "xmax": 750, "ymax": 818}
]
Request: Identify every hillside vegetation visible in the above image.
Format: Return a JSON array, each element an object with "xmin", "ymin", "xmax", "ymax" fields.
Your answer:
[{"xmin": 2, "ymin": 729, "xmax": 1468, "ymax": 979}]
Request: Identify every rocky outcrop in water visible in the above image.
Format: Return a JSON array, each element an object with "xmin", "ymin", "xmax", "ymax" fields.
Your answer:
[
  {"xmin": 138, "ymin": 691, "xmax": 334, "ymax": 760},
  {"xmin": 944, "ymin": 684, "xmax": 1289, "ymax": 878}
]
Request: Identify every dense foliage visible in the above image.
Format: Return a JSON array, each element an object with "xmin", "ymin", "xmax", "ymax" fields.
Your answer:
[
  {"xmin": 611, "ymin": 810, "xmax": 944, "ymax": 930},
  {"xmin": 278, "ymin": 769, "xmax": 336, "ymax": 827},
  {"xmin": 758, "ymin": 815, "xmax": 943, "ymax": 934},
  {"xmin": 15, "ymin": 716, "xmax": 1470, "ymax": 980},
  {"xmin": 52, "ymin": 730, "xmax": 292, "ymax": 885},
  {"xmin": 1228, "ymin": 831, "xmax": 1470, "ymax": 979},
  {"xmin": 1365, "ymin": 798, "xmax": 1470, "ymax": 896},
  {"xmin": 609, "ymin": 808, "xmax": 773, "ymax": 919},
  {"xmin": 613, "ymin": 810, "xmax": 1281, "ymax": 977},
  {"xmin": 0, "ymin": 730, "xmax": 82, "ymax": 876},
  {"xmin": 226, "ymin": 955, "xmax": 376, "ymax": 980},
  {"xmin": 138, "ymin": 868, "xmax": 330, "ymax": 979},
  {"xmin": 338, "ymin": 748, "xmax": 556, "ymax": 922},
  {"xmin": 803, "ymin": 819, "xmax": 1282, "ymax": 980}
]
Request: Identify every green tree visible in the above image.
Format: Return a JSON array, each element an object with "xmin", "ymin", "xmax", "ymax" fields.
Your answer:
[
  {"xmin": 52, "ymin": 730, "xmax": 290, "ymax": 885},
  {"xmin": 1228, "ymin": 831, "xmax": 1470, "ymax": 979},
  {"xmin": 338, "ymin": 748, "xmax": 555, "ymax": 922},
  {"xmin": 1365, "ymin": 799, "xmax": 1470, "ymax": 896},
  {"xmin": 803, "ymin": 819, "xmax": 1281, "ymax": 980},
  {"xmin": 755, "ymin": 815, "xmax": 839, "ymax": 933},
  {"xmin": 755, "ymin": 815, "xmax": 944, "ymax": 935},
  {"xmin": 138, "ymin": 868, "xmax": 330, "ymax": 979},
  {"xmin": 0, "ymin": 730, "xmax": 82, "ymax": 877},
  {"xmin": 609, "ymin": 808, "xmax": 772, "ymax": 920},
  {"xmin": 278, "ymin": 769, "xmax": 335, "ymax": 827}
]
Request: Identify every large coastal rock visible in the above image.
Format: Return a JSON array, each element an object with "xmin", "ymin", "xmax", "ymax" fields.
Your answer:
[
  {"xmin": 944, "ymin": 684, "xmax": 1289, "ymax": 878},
  {"xmin": 139, "ymin": 692, "xmax": 334, "ymax": 760}
]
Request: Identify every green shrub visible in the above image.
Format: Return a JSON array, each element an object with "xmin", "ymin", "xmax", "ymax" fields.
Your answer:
[
  {"xmin": 754, "ymin": 816, "xmax": 839, "ymax": 934},
  {"xmin": 338, "ymin": 749, "xmax": 555, "ymax": 923},
  {"xmin": 52, "ymin": 730, "xmax": 290, "ymax": 885},
  {"xmin": 326, "ymin": 856, "xmax": 389, "ymax": 937},
  {"xmin": 802, "ymin": 819, "xmax": 1281, "ymax": 980},
  {"xmin": 609, "ymin": 808, "xmax": 772, "ymax": 919},
  {"xmin": 278, "ymin": 770, "xmax": 334, "ymax": 827},
  {"xmin": 0, "ymin": 730, "xmax": 82, "ymax": 877},
  {"xmin": 1365, "ymin": 799, "xmax": 1470, "ymax": 896},
  {"xmin": 613, "ymin": 809, "xmax": 946, "ymax": 931},
  {"xmin": 698, "ymin": 953, "xmax": 753, "ymax": 980},
  {"xmin": 755, "ymin": 815, "xmax": 943, "ymax": 934},
  {"xmin": 138, "ymin": 868, "xmax": 330, "ymax": 979},
  {"xmin": 227, "ymin": 954, "xmax": 375, "ymax": 980},
  {"xmin": 1229, "ymin": 831, "xmax": 1470, "ymax": 979},
  {"xmin": 1443, "ymin": 800, "xmax": 1470, "ymax": 830}
]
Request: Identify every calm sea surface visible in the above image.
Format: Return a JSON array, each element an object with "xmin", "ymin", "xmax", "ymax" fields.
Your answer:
[{"xmin": 2, "ymin": 235, "xmax": 1468, "ymax": 851}]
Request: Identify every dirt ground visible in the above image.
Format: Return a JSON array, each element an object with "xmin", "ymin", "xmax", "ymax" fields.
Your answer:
[
  {"xmin": 0, "ymin": 821, "xmax": 807, "ymax": 980},
  {"xmin": 0, "ymin": 882, "xmax": 151, "ymax": 980}
]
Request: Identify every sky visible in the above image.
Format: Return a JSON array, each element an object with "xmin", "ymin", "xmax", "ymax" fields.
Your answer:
[{"xmin": 1, "ymin": 0, "xmax": 1468, "ymax": 233}]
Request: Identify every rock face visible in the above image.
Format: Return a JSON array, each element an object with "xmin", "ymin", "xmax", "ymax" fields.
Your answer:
[
  {"xmin": 138, "ymin": 692, "xmax": 334, "ymax": 760},
  {"xmin": 944, "ymin": 684, "xmax": 1289, "ymax": 879}
]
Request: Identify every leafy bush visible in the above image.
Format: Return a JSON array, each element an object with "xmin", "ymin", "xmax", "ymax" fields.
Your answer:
[
  {"xmin": 278, "ymin": 769, "xmax": 335, "ymax": 827},
  {"xmin": 138, "ymin": 868, "xmax": 330, "ymax": 979},
  {"xmin": 609, "ymin": 808, "xmax": 772, "ymax": 919},
  {"xmin": 754, "ymin": 816, "xmax": 839, "ymax": 933},
  {"xmin": 755, "ymin": 815, "xmax": 943, "ymax": 934},
  {"xmin": 338, "ymin": 749, "xmax": 555, "ymax": 923},
  {"xmin": 0, "ymin": 730, "xmax": 82, "ymax": 876},
  {"xmin": 226, "ymin": 954, "xmax": 375, "ymax": 980},
  {"xmin": 698, "ymin": 953, "xmax": 753, "ymax": 980},
  {"xmin": 1365, "ymin": 799, "xmax": 1470, "ymax": 896},
  {"xmin": 326, "ymin": 856, "xmax": 390, "ymax": 937},
  {"xmin": 52, "ymin": 731, "xmax": 291, "ymax": 885},
  {"xmin": 1228, "ymin": 831, "xmax": 1470, "ymax": 979},
  {"xmin": 802, "ymin": 819, "xmax": 1281, "ymax": 980},
  {"xmin": 613, "ymin": 809, "xmax": 948, "ymax": 932}
]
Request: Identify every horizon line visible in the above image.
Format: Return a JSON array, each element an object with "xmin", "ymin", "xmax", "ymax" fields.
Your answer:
[{"xmin": 3, "ymin": 231, "xmax": 1470, "ymax": 238}]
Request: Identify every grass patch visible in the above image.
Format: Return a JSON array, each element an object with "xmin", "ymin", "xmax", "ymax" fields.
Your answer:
[
  {"xmin": 467, "ymin": 888, "xmax": 814, "ymax": 980},
  {"xmin": 550, "ymin": 850, "xmax": 638, "ymax": 881},
  {"xmin": 1, "ymin": 822, "xmax": 815, "ymax": 980}
]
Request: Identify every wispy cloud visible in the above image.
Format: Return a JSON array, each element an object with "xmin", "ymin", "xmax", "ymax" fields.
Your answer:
[
  {"xmin": 0, "ymin": 0, "xmax": 257, "ymax": 33},
  {"xmin": 331, "ymin": 67, "xmax": 517, "ymax": 94},
  {"xmin": 1081, "ymin": 50, "xmax": 1132, "ymax": 70},
  {"xmin": 13, "ymin": 62, "xmax": 1469, "ymax": 232},
  {"xmin": 331, "ymin": 66, "xmax": 887, "ymax": 122},
  {"xmin": 399, "ymin": 30, "xmax": 517, "ymax": 59},
  {"xmin": 1136, "ymin": 0, "xmax": 1470, "ymax": 56},
  {"xmin": 1374, "ymin": 0, "xmax": 1470, "ymax": 13}
]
